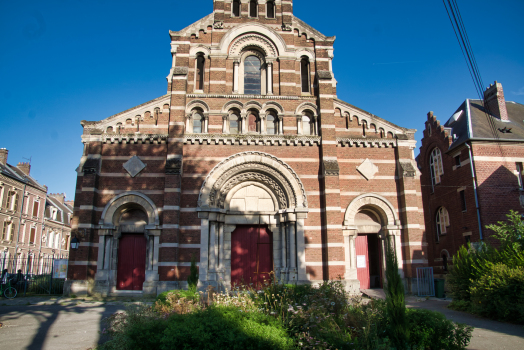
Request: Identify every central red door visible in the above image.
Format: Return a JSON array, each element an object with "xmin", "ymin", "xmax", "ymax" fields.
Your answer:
[
  {"xmin": 356, "ymin": 235, "xmax": 370, "ymax": 289},
  {"xmin": 231, "ymin": 226, "xmax": 273, "ymax": 288},
  {"xmin": 117, "ymin": 234, "xmax": 147, "ymax": 290}
]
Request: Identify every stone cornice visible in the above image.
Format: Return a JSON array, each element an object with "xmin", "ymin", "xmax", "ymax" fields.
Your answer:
[
  {"xmin": 84, "ymin": 134, "xmax": 170, "ymax": 144},
  {"xmin": 187, "ymin": 93, "xmax": 314, "ymax": 100},
  {"xmin": 337, "ymin": 138, "xmax": 397, "ymax": 148},
  {"xmin": 185, "ymin": 133, "xmax": 321, "ymax": 146}
]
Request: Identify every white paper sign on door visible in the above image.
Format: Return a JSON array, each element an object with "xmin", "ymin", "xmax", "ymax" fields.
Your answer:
[{"xmin": 357, "ymin": 255, "xmax": 366, "ymax": 268}]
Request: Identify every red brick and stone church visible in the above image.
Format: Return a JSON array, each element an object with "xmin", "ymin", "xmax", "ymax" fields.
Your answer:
[{"xmin": 65, "ymin": 0, "xmax": 427, "ymax": 296}]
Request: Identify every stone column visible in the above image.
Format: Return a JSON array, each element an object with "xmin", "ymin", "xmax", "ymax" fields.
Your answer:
[
  {"xmin": 267, "ymin": 60, "xmax": 273, "ymax": 95},
  {"xmin": 240, "ymin": 112, "xmax": 247, "ymax": 134},
  {"xmin": 96, "ymin": 235, "xmax": 106, "ymax": 276},
  {"xmin": 222, "ymin": 114, "xmax": 228, "ymax": 134},
  {"xmin": 312, "ymin": 116, "xmax": 318, "ymax": 135},
  {"xmin": 153, "ymin": 235, "xmax": 159, "ymax": 274},
  {"xmin": 296, "ymin": 212, "xmax": 308, "ymax": 282},
  {"xmin": 288, "ymin": 218, "xmax": 297, "ymax": 282},
  {"xmin": 296, "ymin": 115, "xmax": 303, "ymax": 135},
  {"xmin": 280, "ymin": 222, "xmax": 287, "ymax": 282},
  {"xmin": 185, "ymin": 114, "xmax": 192, "ymax": 133},
  {"xmin": 104, "ymin": 236, "xmax": 112, "ymax": 270},
  {"xmin": 208, "ymin": 221, "xmax": 217, "ymax": 282},
  {"xmin": 203, "ymin": 114, "xmax": 209, "ymax": 134},
  {"xmin": 233, "ymin": 60, "xmax": 240, "ymax": 93},
  {"xmin": 277, "ymin": 115, "xmax": 283, "ymax": 135},
  {"xmin": 260, "ymin": 112, "xmax": 267, "ymax": 134},
  {"xmin": 199, "ymin": 216, "xmax": 210, "ymax": 285}
]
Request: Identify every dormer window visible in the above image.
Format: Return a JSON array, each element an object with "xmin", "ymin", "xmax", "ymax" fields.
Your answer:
[
  {"xmin": 249, "ymin": 0, "xmax": 258, "ymax": 17},
  {"xmin": 267, "ymin": 0, "xmax": 275, "ymax": 18},
  {"xmin": 232, "ymin": 0, "xmax": 240, "ymax": 17}
]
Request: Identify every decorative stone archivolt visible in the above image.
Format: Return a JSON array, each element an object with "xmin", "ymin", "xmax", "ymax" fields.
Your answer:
[
  {"xmin": 198, "ymin": 152, "xmax": 308, "ymax": 210},
  {"xmin": 218, "ymin": 23, "xmax": 288, "ymax": 57},
  {"xmin": 221, "ymin": 100, "xmax": 244, "ymax": 113},
  {"xmin": 186, "ymin": 100, "xmax": 210, "ymax": 114},
  {"xmin": 229, "ymin": 34, "xmax": 278, "ymax": 58},
  {"xmin": 189, "ymin": 45, "xmax": 211, "ymax": 57},
  {"xmin": 262, "ymin": 101, "xmax": 284, "ymax": 114},
  {"xmin": 99, "ymin": 191, "xmax": 160, "ymax": 228},
  {"xmin": 343, "ymin": 194, "xmax": 399, "ymax": 229},
  {"xmin": 295, "ymin": 102, "xmax": 319, "ymax": 117}
]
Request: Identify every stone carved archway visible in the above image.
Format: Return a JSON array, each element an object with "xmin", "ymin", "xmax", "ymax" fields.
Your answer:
[
  {"xmin": 199, "ymin": 152, "xmax": 307, "ymax": 210},
  {"xmin": 342, "ymin": 194, "xmax": 403, "ymax": 293},
  {"xmin": 197, "ymin": 152, "xmax": 309, "ymax": 289},
  {"xmin": 95, "ymin": 191, "xmax": 161, "ymax": 296}
]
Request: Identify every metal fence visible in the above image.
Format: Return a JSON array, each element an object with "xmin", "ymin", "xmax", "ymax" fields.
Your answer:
[
  {"xmin": 1, "ymin": 256, "xmax": 68, "ymax": 296},
  {"xmin": 416, "ymin": 267, "xmax": 435, "ymax": 297}
]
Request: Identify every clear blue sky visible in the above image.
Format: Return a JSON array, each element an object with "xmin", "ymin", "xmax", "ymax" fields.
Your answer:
[{"xmin": 1, "ymin": 0, "xmax": 523, "ymax": 201}]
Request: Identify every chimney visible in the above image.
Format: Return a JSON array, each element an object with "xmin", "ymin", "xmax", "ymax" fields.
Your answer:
[
  {"xmin": 17, "ymin": 162, "xmax": 31, "ymax": 175},
  {"xmin": 483, "ymin": 81, "xmax": 509, "ymax": 121},
  {"xmin": 0, "ymin": 148, "xmax": 7, "ymax": 166},
  {"xmin": 50, "ymin": 193, "xmax": 66, "ymax": 204}
]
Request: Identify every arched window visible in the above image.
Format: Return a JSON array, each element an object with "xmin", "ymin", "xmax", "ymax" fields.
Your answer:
[
  {"xmin": 430, "ymin": 148, "xmax": 444, "ymax": 188},
  {"xmin": 232, "ymin": 0, "xmax": 240, "ymax": 17},
  {"xmin": 266, "ymin": 0, "xmax": 275, "ymax": 18},
  {"xmin": 300, "ymin": 57, "xmax": 310, "ymax": 93},
  {"xmin": 244, "ymin": 56, "xmax": 261, "ymax": 95},
  {"xmin": 247, "ymin": 112, "xmax": 259, "ymax": 133},
  {"xmin": 435, "ymin": 207, "xmax": 450, "ymax": 241},
  {"xmin": 106, "ymin": 126, "xmax": 113, "ymax": 133},
  {"xmin": 229, "ymin": 114, "xmax": 240, "ymax": 134},
  {"xmin": 196, "ymin": 54, "xmax": 205, "ymax": 91},
  {"xmin": 267, "ymin": 114, "xmax": 276, "ymax": 135},
  {"xmin": 250, "ymin": 0, "xmax": 258, "ymax": 17},
  {"xmin": 302, "ymin": 115, "xmax": 314, "ymax": 136},
  {"xmin": 193, "ymin": 113, "xmax": 203, "ymax": 133},
  {"xmin": 362, "ymin": 121, "xmax": 367, "ymax": 137},
  {"xmin": 379, "ymin": 128, "xmax": 385, "ymax": 138}
]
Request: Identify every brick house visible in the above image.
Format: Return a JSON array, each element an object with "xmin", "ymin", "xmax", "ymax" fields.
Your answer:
[
  {"xmin": 0, "ymin": 148, "xmax": 73, "ymax": 273},
  {"xmin": 418, "ymin": 81, "xmax": 524, "ymax": 275},
  {"xmin": 66, "ymin": 0, "xmax": 426, "ymax": 296}
]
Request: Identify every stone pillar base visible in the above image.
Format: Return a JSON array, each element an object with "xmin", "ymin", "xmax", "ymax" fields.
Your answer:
[
  {"xmin": 143, "ymin": 281, "xmax": 158, "ymax": 296},
  {"xmin": 63, "ymin": 280, "xmax": 93, "ymax": 296}
]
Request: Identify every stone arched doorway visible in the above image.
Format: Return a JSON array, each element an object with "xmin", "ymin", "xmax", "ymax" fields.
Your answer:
[
  {"xmin": 343, "ymin": 194, "xmax": 402, "ymax": 292},
  {"xmin": 94, "ymin": 191, "xmax": 161, "ymax": 295},
  {"xmin": 198, "ymin": 152, "xmax": 308, "ymax": 289}
]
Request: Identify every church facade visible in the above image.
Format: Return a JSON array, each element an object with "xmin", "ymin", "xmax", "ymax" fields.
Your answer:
[{"xmin": 66, "ymin": 0, "xmax": 427, "ymax": 296}]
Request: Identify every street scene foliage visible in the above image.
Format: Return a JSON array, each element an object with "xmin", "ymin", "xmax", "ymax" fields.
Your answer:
[
  {"xmin": 448, "ymin": 210, "xmax": 524, "ymax": 323},
  {"xmin": 98, "ymin": 245, "xmax": 472, "ymax": 350}
]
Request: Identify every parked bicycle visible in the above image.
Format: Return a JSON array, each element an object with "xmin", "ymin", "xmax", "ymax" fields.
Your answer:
[{"xmin": 0, "ymin": 269, "xmax": 17, "ymax": 299}]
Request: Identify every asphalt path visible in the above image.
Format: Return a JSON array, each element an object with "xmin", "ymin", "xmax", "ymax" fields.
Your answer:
[
  {"xmin": 0, "ymin": 301, "xmax": 125, "ymax": 350},
  {"xmin": 406, "ymin": 298, "xmax": 524, "ymax": 350}
]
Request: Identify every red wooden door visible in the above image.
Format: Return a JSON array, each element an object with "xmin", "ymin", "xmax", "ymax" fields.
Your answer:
[
  {"xmin": 355, "ymin": 235, "xmax": 370, "ymax": 289},
  {"xmin": 231, "ymin": 226, "xmax": 272, "ymax": 288},
  {"xmin": 117, "ymin": 234, "xmax": 147, "ymax": 290}
]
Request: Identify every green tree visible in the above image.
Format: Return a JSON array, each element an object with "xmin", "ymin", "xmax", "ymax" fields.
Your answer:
[
  {"xmin": 485, "ymin": 210, "xmax": 524, "ymax": 250},
  {"xmin": 384, "ymin": 240, "xmax": 409, "ymax": 349}
]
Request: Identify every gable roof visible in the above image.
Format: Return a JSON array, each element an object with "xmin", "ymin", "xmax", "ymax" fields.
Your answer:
[
  {"xmin": 0, "ymin": 163, "xmax": 47, "ymax": 192},
  {"xmin": 444, "ymin": 99, "xmax": 524, "ymax": 152}
]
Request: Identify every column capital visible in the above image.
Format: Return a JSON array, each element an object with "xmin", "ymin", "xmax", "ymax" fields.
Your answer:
[{"xmin": 240, "ymin": 112, "xmax": 247, "ymax": 119}]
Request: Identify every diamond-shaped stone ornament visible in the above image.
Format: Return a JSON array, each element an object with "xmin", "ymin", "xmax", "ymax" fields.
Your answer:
[
  {"xmin": 123, "ymin": 155, "xmax": 146, "ymax": 178},
  {"xmin": 357, "ymin": 159, "xmax": 379, "ymax": 180}
]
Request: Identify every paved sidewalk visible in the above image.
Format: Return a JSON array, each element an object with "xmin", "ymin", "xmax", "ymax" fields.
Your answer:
[
  {"xmin": 405, "ymin": 297, "xmax": 524, "ymax": 350},
  {"xmin": 0, "ymin": 295, "xmax": 154, "ymax": 350}
]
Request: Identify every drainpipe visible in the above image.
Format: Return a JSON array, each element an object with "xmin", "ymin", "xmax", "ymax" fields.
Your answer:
[{"xmin": 466, "ymin": 143, "xmax": 483, "ymax": 240}]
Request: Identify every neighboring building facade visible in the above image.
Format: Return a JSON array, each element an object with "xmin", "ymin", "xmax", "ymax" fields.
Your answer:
[
  {"xmin": 418, "ymin": 82, "xmax": 524, "ymax": 275},
  {"xmin": 67, "ymin": 0, "xmax": 426, "ymax": 296},
  {"xmin": 0, "ymin": 148, "xmax": 73, "ymax": 273}
]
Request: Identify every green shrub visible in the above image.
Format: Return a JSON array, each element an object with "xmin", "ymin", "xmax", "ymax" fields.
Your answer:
[
  {"xmin": 156, "ymin": 289, "xmax": 199, "ymax": 305},
  {"xmin": 187, "ymin": 254, "xmax": 199, "ymax": 293},
  {"xmin": 384, "ymin": 241, "xmax": 409, "ymax": 349},
  {"xmin": 406, "ymin": 308, "xmax": 473, "ymax": 350},
  {"xmin": 99, "ymin": 305, "xmax": 168, "ymax": 350},
  {"xmin": 470, "ymin": 263, "xmax": 524, "ymax": 323},
  {"xmin": 160, "ymin": 306, "xmax": 295, "ymax": 350}
]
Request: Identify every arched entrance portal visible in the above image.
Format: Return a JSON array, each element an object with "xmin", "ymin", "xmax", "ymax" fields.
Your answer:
[
  {"xmin": 94, "ymin": 192, "xmax": 161, "ymax": 296},
  {"xmin": 198, "ymin": 152, "xmax": 309, "ymax": 289},
  {"xmin": 231, "ymin": 225, "xmax": 273, "ymax": 287},
  {"xmin": 343, "ymin": 194, "xmax": 403, "ymax": 292}
]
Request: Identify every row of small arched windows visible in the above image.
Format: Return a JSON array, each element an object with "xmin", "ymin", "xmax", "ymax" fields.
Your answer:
[
  {"xmin": 232, "ymin": 0, "xmax": 275, "ymax": 19},
  {"xmin": 195, "ymin": 54, "xmax": 311, "ymax": 95}
]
